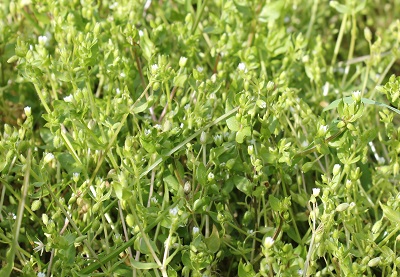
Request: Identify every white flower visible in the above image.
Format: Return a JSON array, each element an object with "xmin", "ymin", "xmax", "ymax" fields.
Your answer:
[
  {"xmin": 144, "ymin": 0, "xmax": 152, "ymax": 10},
  {"xmin": 211, "ymin": 74, "xmax": 217, "ymax": 83},
  {"xmin": 323, "ymin": 82, "xmax": 329, "ymax": 96},
  {"xmin": 237, "ymin": 62, "xmax": 246, "ymax": 72},
  {"xmin": 263, "ymin": 236, "xmax": 274, "ymax": 249},
  {"xmin": 8, "ymin": 212, "xmax": 16, "ymax": 220},
  {"xmin": 151, "ymin": 197, "xmax": 157, "ymax": 204},
  {"xmin": 196, "ymin": 66, "xmax": 203, "ymax": 73},
  {"xmin": 248, "ymin": 145, "xmax": 254, "ymax": 155},
  {"xmin": 38, "ymin": 35, "xmax": 48, "ymax": 45},
  {"xmin": 116, "ymin": 88, "xmax": 121, "ymax": 95},
  {"xmin": 138, "ymin": 30, "xmax": 144, "ymax": 37},
  {"xmin": 73, "ymin": 172, "xmax": 80, "ymax": 182},
  {"xmin": 169, "ymin": 207, "xmax": 178, "ymax": 216},
  {"xmin": 192, "ymin": 226, "xmax": 200, "ymax": 235},
  {"xmin": 37, "ymin": 272, "xmax": 46, "ymax": 277},
  {"xmin": 34, "ymin": 239, "xmax": 45, "ymax": 256},
  {"xmin": 43, "ymin": 153, "xmax": 55, "ymax": 164},
  {"xmin": 120, "ymin": 72, "xmax": 126, "ymax": 78},
  {"xmin": 207, "ymin": 172, "xmax": 214, "ymax": 181},
  {"xmin": 63, "ymin": 94, "xmax": 73, "ymax": 103},
  {"xmin": 24, "ymin": 106, "xmax": 31, "ymax": 117},
  {"xmin": 151, "ymin": 64, "xmax": 158, "ymax": 74},
  {"xmin": 312, "ymin": 188, "xmax": 320, "ymax": 197},
  {"xmin": 109, "ymin": 2, "xmax": 118, "ymax": 9},
  {"xmin": 179, "ymin": 56, "xmax": 188, "ymax": 67},
  {"xmin": 333, "ymin": 164, "xmax": 341, "ymax": 175},
  {"xmin": 318, "ymin": 125, "xmax": 328, "ymax": 136},
  {"xmin": 352, "ymin": 90, "xmax": 361, "ymax": 102}
]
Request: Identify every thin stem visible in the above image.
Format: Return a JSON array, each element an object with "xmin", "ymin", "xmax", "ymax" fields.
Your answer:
[
  {"xmin": 0, "ymin": 149, "xmax": 31, "ymax": 276},
  {"xmin": 331, "ymin": 13, "xmax": 348, "ymax": 66},
  {"xmin": 191, "ymin": 0, "xmax": 209, "ymax": 34}
]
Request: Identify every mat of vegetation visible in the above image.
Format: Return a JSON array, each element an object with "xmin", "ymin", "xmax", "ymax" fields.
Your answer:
[{"xmin": 1, "ymin": 1, "xmax": 400, "ymax": 276}]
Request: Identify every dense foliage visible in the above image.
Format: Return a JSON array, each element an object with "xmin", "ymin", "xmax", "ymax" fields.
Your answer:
[{"xmin": 1, "ymin": 0, "xmax": 400, "ymax": 276}]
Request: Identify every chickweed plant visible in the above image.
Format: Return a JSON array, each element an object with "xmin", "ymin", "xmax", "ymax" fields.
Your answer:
[{"xmin": 1, "ymin": 0, "xmax": 400, "ymax": 276}]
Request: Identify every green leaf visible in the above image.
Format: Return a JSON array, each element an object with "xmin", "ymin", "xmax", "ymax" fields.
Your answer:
[
  {"xmin": 204, "ymin": 225, "xmax": 220, "ymax": 253},
  {"xmin": 329, "ymin": 1, "xmax": 351, "ymax": 14},
  {"xmin": 130, "ymin": 259, "xmax": 159, "ymax": 269},
  {"xmin": 140, "ymin": 137, "xmax": 157, "ymax": 153},
  {"xmin": 226, "ymin": 116, "xmax": 240, "ymax": 131},
  {"xmin": 233, "ymin": 176, "xmax": 253, "ymax": 195},
  {"xmin": 134, "ymin": 236, "xmax": 159, "ymax": 255},
  {"xmin": 57, "ymin": 153, "xmax": 81, "ymax": 174},
  {"xmin": 132, "ymin": 101, "xmax": 148, "ymax": 114},
  {"xmin": 173, "ymin": 74, "xmax": 188, "ymax": 87},
  {"xmin": 163, "ymin": 175, "xmax": 179, "ymax": 193},
  {"xmin": 269, "ymin": 195, "xmax": 280, "ymax": 212},
  {"xmin": 196, "ymin": 163, "xmax": 207, "ymax": 186},
  {"xmin": 238, "ymin": 260, "xmax": 256, "ymax": 277},
  {"xmin": 236, "ymin": 126, "xmax": 251, "ymax": 144},
  {"xmin": 381, "ymin": 204, "xmax": 400, "ymax": 225},
  {"xmin": 324, "ymin": 97, "xmax": 400, "ymax": 116}
]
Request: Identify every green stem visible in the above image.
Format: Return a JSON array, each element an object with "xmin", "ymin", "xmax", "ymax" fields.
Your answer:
[
  {"xmin": 331, "ymin": 13, "xmax": 348, "ymax": 66},
  {"xmin": 191, "ymin": 0, "xmax": 209, "ymax": 34},
  {"xmin": 0, "ymin": 149, "xmax": 31, "ymax": 276}
]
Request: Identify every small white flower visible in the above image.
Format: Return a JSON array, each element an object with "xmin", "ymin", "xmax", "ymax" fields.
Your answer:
[
  {"xmin": 237, "ymin": 62, "xmax": 246, "ymax": 72},
  {"xmin": 63, "ymin": 94, "xmax": 73, "ymax": 103},
  {"xmin": 109, "ymin": 2, "xmax": 118, "ymax": 9},
  {"xmin": 297, "ymin": 269, "xmax": 304, "ymax": 275},
  {"xmin": 263, "ymin": 236, "xmax": 274, "ymax": 249},
  {"xmin": 196, "ymin": 66, "xmax": 203, "ymax": 73},
  {"xmin": 180, "ymin": 123, "xmax": 184, "ymax": 128},
  {"xmin": 207, "ymin": 172, "xmax": 214, "ymax": 181},
  {"xmin": 323, "ymin": 82, "xmax": 329, "ymax": 96},
  {"xmin": 318, "ymin": 125, "xmax": 328, "ymax": 136},
  {"xmin": 73, "ymin": 172, "xmax": 80, "ymax": 182},
  {"xmin": 116, "ymin": 88, "xmax": 121, "ymax": 95},
  {"xmin": 169, "ymin": 207, "xmax": 178, "ymax": 216},
  {"xmin": 43, "ymin": 153, "xmax": 55, "ymax": 164},
  {"xmin": 37, "ymin": 272, "xmax": 46, "ymax": 277},
  {"xmin": 154, "ymin": 124, "xmax": 162, "ymax": 130},
  {"xmin": 247, "ymin": 229, "xmax": 254, "ymax": 234},
  {"xmin": 8, "ymin": 212, "xmax": 16, "ymax": 220},
  {"xmin": 184, "ymin": 104, "xmax": 190, "ymax": 110},
  {"xmin": 192, "ymin": 226, "xmax": 200, "ymax": 235},
  {"xmin": 151, "ymin": 64, "xmax": 158, "ymax": 74},
  {"xmin": 248, "ymin": 145, "xmax": 254, "ymax": 155},
  {"xmin": 120, "ymin": 72, "xmax": 126, "ymax": 78},
  {"xmin": 34, "ymin": 239, "xmax": 45, "ymax": 256},
  {"xmin": 179, "ymin": 56, "xmax": 188, "ymax": 67},
  {"xmin": 352, "ymin": 90, "xmax": 361, "ymax": 102},
  {"xmin": 211, "ymin": 74, "xmax": 217, "ymax": 83},
  {"xmin": 312, "ymin": 188, "xmax": 320, "ymax": 197},
  {"xmin": 138, "ymin": 30, "xmax": 144, "ymax": 37},
  {"xmin": 333, "ymin": 164, "xmax": 341, "ymax": 175},
  {"xmin": 151, "ymin": 197, "xmax": 157, "ymax": 204},
  {"xmin": 24, "ymin": 106, "xmax": 31, "ymax": 117},
  {"xmin": 144, "ymin": 129, "xmax": 151, "ymax": 136},
  {"xmin": 144, "ymin": 0, "xmax": 152, "ymax": 10},
  {"xmin": 90, "ymin": 185, "xmax": 96, "ymax": 198},
  {"xmin": 38, "ymin": 35, "xmax": 48, "ymax": 45}
]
